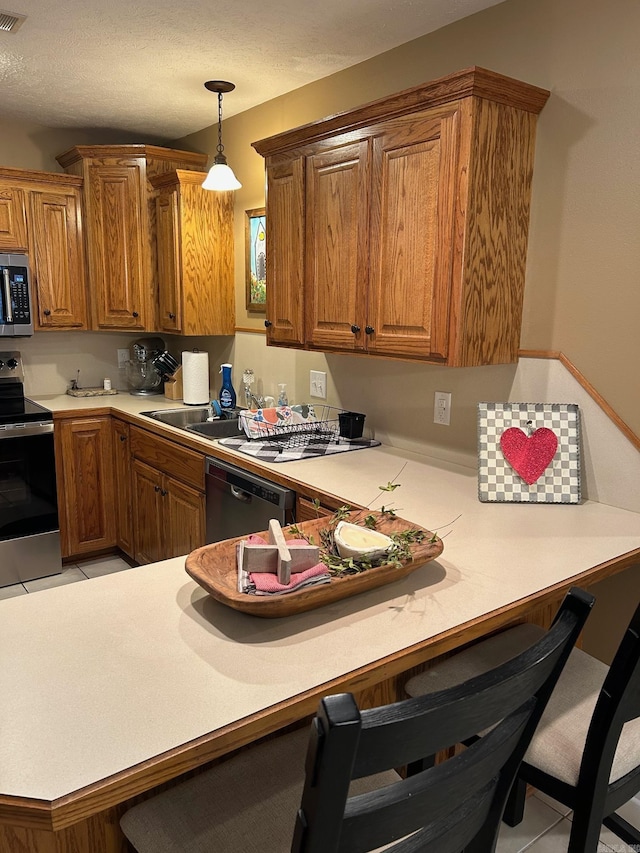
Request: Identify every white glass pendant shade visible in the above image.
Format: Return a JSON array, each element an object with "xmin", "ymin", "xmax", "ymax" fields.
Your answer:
[
  {"xmin": 202, "ymin": 161, "xmax": 242, "ymax": 191},
  {"xmin": 202, "ymin": 80, "xmax": 241, "ymax": 192}
]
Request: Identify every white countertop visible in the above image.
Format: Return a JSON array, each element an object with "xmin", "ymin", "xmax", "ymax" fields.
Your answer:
[{"xmin": 2, "ymin": 392, "xmax": 637, "ymax": 804}]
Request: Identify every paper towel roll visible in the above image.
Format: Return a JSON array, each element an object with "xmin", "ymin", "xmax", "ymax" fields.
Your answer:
[{"xmin": 182, "ymin": 351, "xmax": 210, "ymax": 405}]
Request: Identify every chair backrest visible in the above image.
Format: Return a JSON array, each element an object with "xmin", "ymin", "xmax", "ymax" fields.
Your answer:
[
  {"xmin": 577, "ymin": 599, "xmax": 640, "ymax": 799},
  {"xmin": 292, "ymin": 587, "xmax": 595, "ymax": 853}
]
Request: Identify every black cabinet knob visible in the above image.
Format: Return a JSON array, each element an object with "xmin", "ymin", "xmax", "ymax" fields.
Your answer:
[
  {"xmin": 351, "ymin": 324, "xmax": 360, "ymax": 334},
  {"xmin": 161, "ymin": 489, "xmax": 168, "ymax": 497},
  {"xmin": 154, "ymin": 484, "xmax": 160, "ymax": 492},
  {"xmin": 264, "ymin": 319, "xmax": 272, "ymax": 328},
  {"xmin": 132, "ymin": 311, "xmax": 139, "ymax": 318},
  {"xmin": 168, "ymin": 312, "xmax": 175, "ymax": 320},
  {"xmin": 43, "ymin": 309, "xmax": 51, "ymax": 316},
  {"xmin": 365, "ymin": 325, "xmax": 375, "ymax": 335},
  {"xmin": 119, "ymin": 434, "xmax": 126, "ymax": 442}
]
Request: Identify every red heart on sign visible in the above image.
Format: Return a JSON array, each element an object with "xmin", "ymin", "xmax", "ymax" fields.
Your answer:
[{"xmin": 499, "ymin": 427, "xmax": 558, "ymax": 485}]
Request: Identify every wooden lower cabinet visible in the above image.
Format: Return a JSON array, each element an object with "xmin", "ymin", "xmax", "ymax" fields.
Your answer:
[
  {"xmin": 112, "ymin": 418, "xmax": 134, "ymax": 558},
  {"xmin": 55, "ymin": 416, "xmax": 116, "ymax": 558},
  {"xmin": 296, "ymin": 495, "xmax": 336, "ymax": 522},
  {"xmin": 130, "ymin": 426, "xmax": 205, "ymax": 565},
  {"xmin": 132, "ymin": 459, "xmax": 204, "ymax": 564}
]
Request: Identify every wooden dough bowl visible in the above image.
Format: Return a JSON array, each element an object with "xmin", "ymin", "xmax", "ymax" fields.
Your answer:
[{"xmin": 185, "ymin": 511, "xmax": 444, "ymax": 618}]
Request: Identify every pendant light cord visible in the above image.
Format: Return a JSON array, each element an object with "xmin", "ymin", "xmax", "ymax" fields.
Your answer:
[{"xmin": 217, "ymin": 91, "xmax": 225, "ymax": 158}]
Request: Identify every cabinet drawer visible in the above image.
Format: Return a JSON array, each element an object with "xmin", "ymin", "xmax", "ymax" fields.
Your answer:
[{"xmin": 130, "ymin": 426, "xmax": 205, "ymax": 491}]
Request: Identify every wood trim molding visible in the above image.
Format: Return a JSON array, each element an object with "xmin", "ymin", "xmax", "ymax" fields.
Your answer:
[
  {"xmin": 518, "ymin": 349, "xmax": 640, "ymax": 452},
  {"xmin": 235, "ymin": 325, "xmax": 266, "ymax": 335},
  {"xmin": 253, "ymin": 67, "xmax": 549, "ymax": 157}
]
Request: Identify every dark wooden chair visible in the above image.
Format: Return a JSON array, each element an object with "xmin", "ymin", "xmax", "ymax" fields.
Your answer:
[
  {"xmin": 120, "ymin": 587, "xmax": 593, "ymax": 853},
  {"xmin": 406, "ymin": 598, "xmax": 640, "ymax": 853}
]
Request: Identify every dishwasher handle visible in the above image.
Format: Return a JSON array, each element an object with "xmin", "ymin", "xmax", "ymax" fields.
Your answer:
[{"xmin": 230, "ymin": 485, "xmax": 252, "ymax": 503}]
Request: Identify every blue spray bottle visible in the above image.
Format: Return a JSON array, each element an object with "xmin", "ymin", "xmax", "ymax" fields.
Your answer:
[{"xmin": 218, "ymin": 363, "xmax": 236, "ymax": 410}]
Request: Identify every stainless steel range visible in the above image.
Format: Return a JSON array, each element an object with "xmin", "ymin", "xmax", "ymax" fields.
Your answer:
[{"xmin": 0, "ymin": 351, "xmax": 61, "ymax": 588}]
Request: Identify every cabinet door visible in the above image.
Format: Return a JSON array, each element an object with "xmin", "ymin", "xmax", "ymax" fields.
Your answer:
[
  {"xmin": 367, "ymin": 108, "xmax": 460, "ymax": 360},
  {"xmin": 305, "ymin": 140, "xmax": 370, "ymax": 352},
  {"xmin": 0, "ymin": 185, "xmax": 28, "ymax": 250},
  {"xmin": 132, "ymin": 459, "xmax": 164, "ymax": 565},
  {"xmin": 264, "ymin": 156, "xmax": 305, "ymax": 345},
  {"xmin": 55, "ymin": 417, "xmax": 116, "ymax": 558},
  {"xmin": 29, "ymin": 188, "xmax": 88, "ymax": 329},
  {"xmin": 164, "ymin": 477, "xmax": 205, "ymax": 559},
  {"xmin": 112, "ymin": 418, "xmax": 134, "ymax": 558},
  {"xmin": 86, "ymin": 161, "xmax": 149, "ymax": 330},
  {"xmin": 156, "ymin": 190, "xmax": 182, "ymax": 333}
]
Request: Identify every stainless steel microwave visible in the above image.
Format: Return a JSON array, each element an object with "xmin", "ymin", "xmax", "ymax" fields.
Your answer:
[{"xmin": 0, "ymin": 253, "xmax": 33, "ymax": 336}]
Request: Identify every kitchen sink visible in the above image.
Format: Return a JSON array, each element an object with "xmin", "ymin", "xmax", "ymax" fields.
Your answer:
[
  {"xmin": 186, "ymin": 420, "xmax": 242, "ymax": 439},
  {"xmin": 140, "ymin": 406, "xmax": 243, "ymax": 440}
]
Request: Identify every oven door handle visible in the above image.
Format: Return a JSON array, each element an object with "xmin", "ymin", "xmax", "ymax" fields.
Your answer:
[
  {"xmin": 2, "ymin": 268, "xmax": 13, "ymax": 323},
  {"xmin": 0, "ymin": 422, "xmax": 54, "ymax": 439}
]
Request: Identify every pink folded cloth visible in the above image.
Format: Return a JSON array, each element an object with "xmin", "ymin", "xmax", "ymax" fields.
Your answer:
[{"xmin": 246, "ymin": 534, "xmax": 330, "ymax": 593}]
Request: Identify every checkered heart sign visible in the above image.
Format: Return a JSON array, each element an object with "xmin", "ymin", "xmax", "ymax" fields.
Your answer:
[{"xmin": 499, "ymin": 427, "xmax": 558, "ymax": 485}]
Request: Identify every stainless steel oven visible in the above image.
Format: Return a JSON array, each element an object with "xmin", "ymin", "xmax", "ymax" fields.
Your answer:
[{"xmin": 0, "ymin": 352, "xmax": 61, "ymax": 587}]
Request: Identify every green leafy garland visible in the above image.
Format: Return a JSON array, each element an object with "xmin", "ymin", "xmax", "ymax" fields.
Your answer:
[{"xmin": 288, "ymin": 469, "xmax": 439, "ymax": 576}]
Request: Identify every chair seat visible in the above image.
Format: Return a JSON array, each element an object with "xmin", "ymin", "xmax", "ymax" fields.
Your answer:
[
  {"xmin": 405, "ymin": 623, "xmax": 640, "ymax": 787},
  {"xmin": 120, "ymin": 727, "xmax": 400, "ymax": 853}
]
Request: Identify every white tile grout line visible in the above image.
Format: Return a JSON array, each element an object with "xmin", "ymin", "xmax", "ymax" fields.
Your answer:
[{"xmin": 516, "ymin": 813, "xmax": 567, "ymax": 852}]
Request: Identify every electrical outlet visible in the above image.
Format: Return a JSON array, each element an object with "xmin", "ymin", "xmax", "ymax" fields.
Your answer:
[
  {"xmin": 117, "ymin": 348, "xmax": 129, "ymax": 368},
  {"xmin": 310, "ymin": 370, "xmax": 327, "ymax": 399},
  {"xmin": 434, "ymin": 391, "xmax": 452, "ymax": 426}
]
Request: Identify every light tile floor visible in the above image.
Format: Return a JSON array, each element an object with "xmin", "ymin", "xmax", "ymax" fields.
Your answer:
[
  {"xmin": 0, "ymin": 553, "xmax": 134, "ymax": 598},
  {"xmin": 1, "ymin": 556, "xmax": 639, "ymax": 852}
]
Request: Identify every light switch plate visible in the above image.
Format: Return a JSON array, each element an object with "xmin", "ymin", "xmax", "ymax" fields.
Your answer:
[{"xmin": 310, "ymin": 370, "xmax": 327, "ymax": 399}]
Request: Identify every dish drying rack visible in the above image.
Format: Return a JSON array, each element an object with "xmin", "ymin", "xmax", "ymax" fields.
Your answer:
[{"xmin": 240, "ymin": 404, "xmax": 346, "ymax": 451}]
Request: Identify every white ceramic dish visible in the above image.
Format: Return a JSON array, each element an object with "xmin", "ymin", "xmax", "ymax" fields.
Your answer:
[{"xmin": 333, "ymin": 521, "xmax": 393, "ymax": 561}]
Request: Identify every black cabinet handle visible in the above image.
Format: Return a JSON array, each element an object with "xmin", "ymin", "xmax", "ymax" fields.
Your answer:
[
  {"xmin": 351, "ymin": 324, "xmax": 360, "ymax": 334},
  {"xmin": 161, "ymin": 489, "xmax": 168, "ymax": 497},
  {"xmin": 264, "ymin": 319, "xmax": 272, "ymax": 328},
  {"xmin": 119, "ymin": 434, "xmax": 126, "ymax": 442},
  {"xmin": 168, "ymin": 312, "xmax": 175, "ymax": 320},
  {"xmin": 132, "ymin": 311, "xmax": 139, "ymax": 318},
  {"xmin": 365, "ymin": 325, "xmax": 375, "ymax": 335},
  {"xmin": 43, "ymin": 309, "xmax": 51, "ymax": 316},
  {"xmin": 154, "ymin": 485, "xmax": 160, "ymax": 492}
]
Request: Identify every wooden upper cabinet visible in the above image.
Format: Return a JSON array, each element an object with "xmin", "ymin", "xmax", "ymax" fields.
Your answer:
[
  {"xmin": 367, "ymin": 106, "xmax": 459, "ymax": 360},
  {"xmin": 253, "ymin": 66, "xmax": 550, "ymax": 367},
  {"xmin": 264, "ymin": 156, "xmax": 305, "ymax": 346},
  {"xmin": 155, "ymin": 189, "xmax": 182, "ymax": 333},
  {"xmin": 305, "ymin": 140, "xmax": 370, "ymax": 352},
  {"xmin": 150, "ymin": 170, "xmax": 235, "ymax": 336},
  {"xmin": 56, "ymin": 145, "xmax": 208, "ymax": 332},
  {"xmin": 0, "ymin": 185, "xmax": 27, "ymax": 250},
  {"xmin": 85, "ymin": 160, "xmax": 149, "ymax": 329},
  {"xmin": 0, "ymin": 168, "xmax": 88, "ymax": 329},
  {"xmin": 29, "ymin": 186, "xmax": 88, "ymax": 329}
]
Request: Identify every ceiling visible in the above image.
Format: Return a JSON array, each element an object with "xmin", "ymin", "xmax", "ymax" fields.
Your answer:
[{"xmin": 0, "ymin": 0, "xmax": 505, "ymax": 142}]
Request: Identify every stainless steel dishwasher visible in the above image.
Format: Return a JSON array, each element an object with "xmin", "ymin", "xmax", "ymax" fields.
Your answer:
[{"xmin": 205, "ymin": 457, "xmax": 296, "ymax": 543}]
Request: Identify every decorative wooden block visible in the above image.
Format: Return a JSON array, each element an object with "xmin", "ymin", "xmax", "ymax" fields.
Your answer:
[
  {"xmin": 240, "ymin": 543, "xmax": 320, "ymax": 574},
  {"xmin": 268, "ymin": 519, "xmax": 291, "ymax": 584}
]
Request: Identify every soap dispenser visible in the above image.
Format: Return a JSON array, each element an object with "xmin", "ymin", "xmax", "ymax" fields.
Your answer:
[
  {"xmin": 277, "ymin": 383, "xmax": 289, "ymax": 406},
  {"xmin": 219, "ymin": 363, "xmax": 237, "ymax": 410}
]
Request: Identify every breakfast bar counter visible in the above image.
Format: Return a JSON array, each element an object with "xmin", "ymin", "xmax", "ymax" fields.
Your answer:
[{"xmin": 1, "ymin": 439, "xmax": 640, "ymax": 852}]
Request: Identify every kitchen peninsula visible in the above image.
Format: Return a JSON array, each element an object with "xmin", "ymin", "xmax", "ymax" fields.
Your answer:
[{"xmin": 0, "ymin": 394, "xmax": 639, "ymax": 852}]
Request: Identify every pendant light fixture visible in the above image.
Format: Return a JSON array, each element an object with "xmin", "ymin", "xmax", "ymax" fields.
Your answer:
[{"xmin": 202, "ymin": 80, "xmax": 242, "ymax": 191}]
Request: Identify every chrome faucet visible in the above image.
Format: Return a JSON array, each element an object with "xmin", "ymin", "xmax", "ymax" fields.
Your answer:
[{"xmin": 241, "ymin": 368, "xmax": 274, "ymax": 409}]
